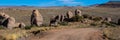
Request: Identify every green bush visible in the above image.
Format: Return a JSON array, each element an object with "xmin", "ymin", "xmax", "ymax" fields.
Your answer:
[
  {"xmin": 71, "ymin": 15, "xmax": 83, "ymax": 22},
  {"xmin": 0, "ymin": 26, "xmax": 5, "ymax": 29},
  {"xmin": 24, "ymin": 26, "xmax": 32, "ymax": 30},
  {"xmin": 102, "ymin": 22, "xmax": 116, "ymax": 27},
  {"xmin": 92, "ymin": 17, "xmax": 102, "ymax": 21},
  {"xmin": 42, "ymin": 24, "xmax": 49, "ymax": 27},
  {"xmin": 82, "ymin": 14, "xmax": 90, "ymax": 18},
  {"xmin": 59, "ymin": 22, "xmax": 68, "ymax": 26},
  {"xmin": 90, "ymin": 23, "xmax": 98, "ymax": 26}
]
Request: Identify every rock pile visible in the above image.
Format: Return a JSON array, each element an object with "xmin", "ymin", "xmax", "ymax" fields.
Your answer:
[
  {"xmin": 0, "ymin": 12, "xmax": 26, "ymax": 29},
  {"xmin": 49, "ymin": 9, "xmax": 83, "ymax": 26}
]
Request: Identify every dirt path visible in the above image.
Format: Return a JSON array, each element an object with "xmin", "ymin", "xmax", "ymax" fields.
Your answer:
[{"xmin": 24, "ymin": 28, "xmax": 107, "ymax": 40}]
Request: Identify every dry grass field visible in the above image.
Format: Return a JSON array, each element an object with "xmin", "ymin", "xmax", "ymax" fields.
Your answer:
[
  {"xmin": 0, "ymin": 7, "xmax": 120, "ymax": 25},
  {"xmin": 0, "ymin": 7, "xmax": 120, "ymax": 40}
]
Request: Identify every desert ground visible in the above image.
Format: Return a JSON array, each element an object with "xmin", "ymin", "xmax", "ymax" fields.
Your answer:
[
  {"xmin": 24, "ymin": 28, "xmax": 104, "ymax": 40},
  {"xmin": 0, "ymin": 7, "xmax": 120, "ymax": 40},
  {"xmin": 0, "ymin": 7, "xmax": 120, "ymax": 25}
]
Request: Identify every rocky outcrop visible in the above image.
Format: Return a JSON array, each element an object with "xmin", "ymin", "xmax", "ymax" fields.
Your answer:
[
  {"xmin": 31, "ymin": 9, "xmax": 43, "ymax": 26},
  {"xmin": 0, "ymin": 12, "xmax": 10, "ymax": 25},
  {"xmin": 18, "ymin": 23, "xmax": 26, "ymax": 28},
  {"xmin": 118, "ymin": 19, "xmax": 120, "ymax": 25},
  {"xmin": 49, "ymin": 14, "xmax": 66, "ymax": 26},
  {"xmin": 0, "ymin": 12, "xmax": 26, "ymax": 29},
  {"xmin": 49, "ymin": 15, "xmax": 60, "ymax": 26},
  {"xmin": 2, "ymin": 17, "xmax": 16, "ymax": 29},
  {"xmin": 49, "ymin": 19, "xmax": 58, "ymax": 26},
  {"xmin": 75, "ymin": 9, "xmax": 82, "ymax": 16},
  {"xmin": 0, "ymin": 12, "xmax": 10, "ymax": 19},
  {"xmin": 60, "ymin": 15, "xmax": 65, "ymax": 22},
  {"xmin": 66, "ymin": 11, "xmax": 74, "ymax": 19},
  {"xmin": 54, "ymin": 15, "xmax": 61, "ymax": 22},
  {"xmin": 104, "ymin": 17, "xmax": 112, "ymax": 22}
]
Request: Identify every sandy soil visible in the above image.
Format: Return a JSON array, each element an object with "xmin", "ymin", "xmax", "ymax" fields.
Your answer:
[{"xmin": 23, "ymin": 28, "xmax": 107, "ymax": 40}]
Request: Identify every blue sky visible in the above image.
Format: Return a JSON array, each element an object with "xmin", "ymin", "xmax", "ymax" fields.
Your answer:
[{"xmin": 0, "ymin": 0, "xmax": 111, "ymax": 6}]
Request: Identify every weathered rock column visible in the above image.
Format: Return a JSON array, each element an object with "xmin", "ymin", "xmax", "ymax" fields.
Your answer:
[{"xmin": 31, "ymin": 9, "xmax": 43, "ymax": 26}]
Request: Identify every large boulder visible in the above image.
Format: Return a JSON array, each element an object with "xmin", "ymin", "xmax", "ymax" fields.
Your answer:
[
  {"xmin": 0, "ymin": 12, "xmax": 10, "ymax": 25},
  {"xmin": 60, "ymin": 15, "xmax": 65, "ymax": 22},
  {"xmin": 75, "ymin": 9, "xmax": 82, "ymax": 16},
  {"xmin": 18, "ymin": 23, "xmax": 26, "ymax": 28},
  {"xmin": 118, "ymin": 19, "xmax": 120, "ymax": 25},
  {"xmin": 0, "ymin": 12, "xmax": 10, "ymax": 19},
  {"xmin": 66, "ymin": 11, "xmax": 74, "ymax": 19},
  {"xmin": 2, "ymin": 17, "xmax": 16, "ymax": 29},
  {"xmin": 49, "ymin": 19, "xmax": 58, "ymax": 26},
  {"xmin": 0, "ymin": 12, "xmax": 5, "ymax": 19},
  {"xmin": 49, "ymin": 15, "xmax": 59, "ymax": 26},
  {"xmin": 104, "ymin": 17, "xmax": 112, "ymax": 22},
  {"xmin": 54, "ymin": 15, "xmax": 61, "ymax": 21},
  {"xmin": 0, "ymin": 12, "xmax": 25, "ymax": 29},
  {"xmin": 31, "ymin": 9, "xmax": 43, "ymax": 26},
  {"xmin": 2, "ymin": 14, "xmax": 10, "ymax": 19}
]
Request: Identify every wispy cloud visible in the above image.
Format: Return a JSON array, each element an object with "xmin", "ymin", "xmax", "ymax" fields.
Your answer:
[
  {"xmin": 58, "ymin": 0, "xmax": 81, "ymax": 4},
  {"xmin": 39, "ymin": 0, "xmax": 81, "ymax": 6},
  {"xmin": 58, "ymin": 0, "xmax": 74, "ymax": 2},
  {"xmin": 38, "ymin": 0, "xmax": 109, "ymax": 6},
  {"xmin": 57, "ymin": 0, "xmax": 82, "ymax": 6}
]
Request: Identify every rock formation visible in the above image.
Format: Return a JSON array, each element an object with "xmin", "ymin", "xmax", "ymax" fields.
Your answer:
[
  {"xmin": 18, "ymin": 23, "xmax": 26, "ymax": 28},
  {"xmin": 66, "ymin": 11, "xmax": 74, "ymax": 19},
  {"xmin": 0, "ymin": 12, "xmax": 10, "ymax": 19},
  {"xmin": 118, "ymin": 19, "xmax": 120, "ymax": 25},
  {"xmin": 49, "ymin": 14, "xmax": 67, "ymax": 26},
  {"xmin": 75, "ymin": 9, "xmax": 82, "ymax": 16},
  {"xmin": 49, "ymin": 15, "xmax": 59, "ymax": 26},
  {"xmin": 49, "ymin": 19, "xmax": 58, "ymax": 26},
  {"xmin": 104, "ymin": 17, "xmax": 112, "ymax": 22},
  {"xmin": 0, "ymin": 12, "xmax": 26, "ymax": 29},
  {"xmin": 54, "ymin": 15, "xmax": 61, "ymax": 22},
  {"xmin": 0, "ymin": 12, "xmax": 10, "ymax": 25},
  {"xmin": 2, "ymin": 17, "xmax": 16, "ymax": 29},
  {"xmin": 31, "ymin": 9, "xmax": 43, "ymax": 26},
  {"xmin": 60, "ymin": 15, "xmax": 65, "ymax": 22}
]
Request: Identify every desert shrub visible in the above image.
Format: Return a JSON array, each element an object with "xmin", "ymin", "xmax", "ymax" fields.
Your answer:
[
  {"xmin": 102, "ymin": 22, "xmax": 116, "ymax": 27},
  {"xmin": 41, "ymin": 24, "xmax": 49, "ymax": 27},
  {"xmin": 24, "ymin": 26, "xmax": 32, "ymax": 30},
  {"xmin": 70, "ymin": 15, "xmax": 83, "ymax": 22},
  {"xmin": 0, "ymin": 26, "xmax": 5, "ymax": 29},
  {"xmin": 59, "ymin": 22, "xmax": 68, "ymax": 26},
  {"xmin": 90, "ymin": 23, "xmax": 98, "ymax": 26},
  {"xmin": 82, "ymin": 14, "xmax": 90, "ymax": 18},
  {"xmin": 52, "ymin": 25, "xmax": 59, "ymax": 27},
  {"xmin": 31, "ymin": 30, "xmax": 41, "ymax": 35},
  {"xmin": 103, "ymin": 28, "xmax": 120, "ymax": 40},
  {"xmin": 4, "ymin": 34, "xmax": 18, "ymax": 40},
  {"xmin": 92, "ymin": 17, "xmax": 102, "ymax": 21},
  {"xmin": 0, "ymin": 35, "xmax": 4, "ymax": 40}
]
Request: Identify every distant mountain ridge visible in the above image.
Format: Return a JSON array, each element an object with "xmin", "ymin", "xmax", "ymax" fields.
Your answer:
[
  {"xmin": 97, "ymin": 1, "xmax": 120, "ymax": 7},
  {"xmin": 0, "ymin": 1, "xmax": 120, "ymax": 8}
]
